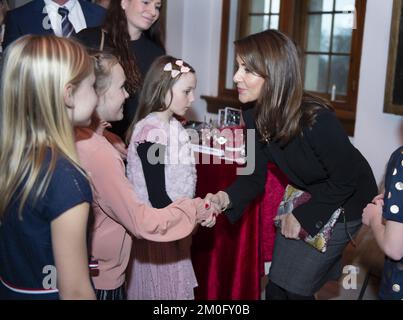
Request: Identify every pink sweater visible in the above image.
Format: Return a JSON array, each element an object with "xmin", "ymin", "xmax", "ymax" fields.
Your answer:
[{"xmin": 75, "ymin": 127, "xmax": 212, "ymax": 290}]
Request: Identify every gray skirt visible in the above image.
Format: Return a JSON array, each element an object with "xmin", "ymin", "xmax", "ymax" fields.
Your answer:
[{"xmin": 268, "ymin": 219, "xmax": 362, "ymax": 296}]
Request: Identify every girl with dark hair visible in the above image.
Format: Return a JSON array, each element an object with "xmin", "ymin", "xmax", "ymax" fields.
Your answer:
[
  {"xmin": 207, "ymin": 29, "xmax": 378, "ymax": 300},
  {"xmin": 125, "ymin": 55, "xmax": 201, "ymax": 299},
  {"xmin": 76, "ymin": 0, "xmax": 165, "ymax": 139}
]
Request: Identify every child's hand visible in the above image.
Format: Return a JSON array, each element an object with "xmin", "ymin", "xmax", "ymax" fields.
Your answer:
[
  {"xmin": 362, "ymin": 201, "xmax": 383, "ymax": 227},
  {"xmin": 98, "ymin": 119, "xmax": 112, "ymax": 132},
  {"xmin": 372, "ymin": 193, "xmax": 384, "ymax": 206}
]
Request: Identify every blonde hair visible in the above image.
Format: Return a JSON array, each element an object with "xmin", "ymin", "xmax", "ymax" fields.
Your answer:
[{"xmin": 0, "ymin": 35, "xmax": 93, "ymax": 220}]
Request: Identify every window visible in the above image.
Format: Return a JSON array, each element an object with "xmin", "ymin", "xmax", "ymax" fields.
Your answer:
[
  {"xmin": 239, "ymin": 0, "xmax": 281, "ymax": 37},
  {"xmin": 302, "ymin": 0, "xmax": 362, "ymax": 110},
  {"xmin": 202, "ymin": 0, "xmax": 367, "ymax": 135}
]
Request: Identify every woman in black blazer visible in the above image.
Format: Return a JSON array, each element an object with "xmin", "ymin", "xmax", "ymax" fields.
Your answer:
[{"xmin": 208, "ymin": 29, "xmax": 378, "ymax": 300}]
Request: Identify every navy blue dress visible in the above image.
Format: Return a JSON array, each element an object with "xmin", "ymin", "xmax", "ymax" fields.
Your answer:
[
  {"xmin": 0, "ymin": 154, "xmax": 92, "ymax": 300},
  {"xmin": 379, "ymin": 146, "xmax": 403, "ymax": 300}
]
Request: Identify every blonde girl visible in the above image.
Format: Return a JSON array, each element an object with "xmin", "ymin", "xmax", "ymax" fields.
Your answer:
[{"xmin": 0, "ymin": 35, "xmax": 97, "ymax": 300}]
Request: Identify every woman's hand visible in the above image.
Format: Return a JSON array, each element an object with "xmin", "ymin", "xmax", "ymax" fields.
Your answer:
[
  {"xmin": 275, "ymin": 213, "xmax": 301, "ymax": 240},
  {"xmin": 205, "ymin": 191, "xmax": 230, "ymax": 211}
]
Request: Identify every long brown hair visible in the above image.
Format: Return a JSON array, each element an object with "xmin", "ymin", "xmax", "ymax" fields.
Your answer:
[
  {"xmin": 103, "ymin": 0, "xmax": 165, "ymax": 95},
  {"xmin": 235, "ymin": 29, "xmax": 332, "ymax": 146},
  {"xmin": 126, "ymin": 55, "xmax": 195, "ymax": 143}
]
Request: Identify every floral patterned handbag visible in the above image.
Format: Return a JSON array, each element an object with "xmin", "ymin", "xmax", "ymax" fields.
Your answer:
[{"xmin": 275, "ymin": 185, "xmax": 343, "ymax": 253}]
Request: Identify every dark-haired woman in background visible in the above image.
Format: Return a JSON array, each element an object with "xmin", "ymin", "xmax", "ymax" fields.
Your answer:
[
  {"xmin": 76, "ymin": 0, "xmax": 165, "ymax": 140},
  {"xmin": 207, "ymin": 29, "xmax": 378, "ymax": 300}
]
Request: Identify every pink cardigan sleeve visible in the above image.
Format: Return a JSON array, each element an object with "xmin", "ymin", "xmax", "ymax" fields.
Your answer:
[{"xmin": 76, "ymin": 134, "xmax": 211, "ymax": 242}]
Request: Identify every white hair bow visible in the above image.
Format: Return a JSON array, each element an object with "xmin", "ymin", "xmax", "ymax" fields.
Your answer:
[{"xmin": 163, "ymin": 60, "xmax": 191, "ymax": 78}]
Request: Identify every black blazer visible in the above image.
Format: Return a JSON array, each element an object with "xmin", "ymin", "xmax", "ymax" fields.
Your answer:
[{"xmin": 226, "ymin": 106, "xmax": 378, "ymax": 236}]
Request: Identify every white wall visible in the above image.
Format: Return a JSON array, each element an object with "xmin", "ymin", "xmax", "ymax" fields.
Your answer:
[
  {"xmin": 166, "ymin": 0, "xmax": 222, "ymax": 122},
  {"xmin": 354, "ymin": 0, "xmax": 403, "ymax": 185},
  {"xmin": 166, "ymin": 0, "xmax": 403, "ymax": 185},
  {"xmin": 165, "ymin": 0, "xmax": 185, "ymax": 58}
]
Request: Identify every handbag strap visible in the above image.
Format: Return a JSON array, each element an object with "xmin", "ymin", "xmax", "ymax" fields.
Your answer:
[{"xmin": 99, "ymin": 29, "xmax": 105, "ymax": 51}]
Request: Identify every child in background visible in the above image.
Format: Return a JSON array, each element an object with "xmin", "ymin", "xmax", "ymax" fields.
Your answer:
[
  {"xmin": 126, "ymin": 56, "xmax": 202, "ymax": 299},
  {"xmin": 75, "ymin": 53, "xmax": 217, "ymax": 300},
  {"xmin": 362, "ymin": 146, "xmax": 403, "ymax": 300},
  {"xmin": 0, "ymin": 35, "xmax": 97, "ymax": 300}
]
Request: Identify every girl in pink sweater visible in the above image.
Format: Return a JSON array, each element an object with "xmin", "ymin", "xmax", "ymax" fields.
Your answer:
[
  {"xmin": 126, "ymin": 56, "xmax": 203, "ymax": 299},
  {"xmin": 75, "ymin": 53, "xmax": 218, "ymax": 300}
]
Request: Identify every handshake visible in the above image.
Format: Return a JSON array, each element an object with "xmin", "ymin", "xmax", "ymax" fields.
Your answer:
[{"xmin": 199, "ymin": 191, "xmax": 231, "ymax": 228}]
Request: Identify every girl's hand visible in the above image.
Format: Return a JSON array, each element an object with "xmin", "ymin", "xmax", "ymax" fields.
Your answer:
[
  {"xmin": 372, "ymin": 193, "xmax": 384, "ymax": 205},
  {"xmin": 362, "ymin": 202, "xmax": 383, "ymax": 227}
]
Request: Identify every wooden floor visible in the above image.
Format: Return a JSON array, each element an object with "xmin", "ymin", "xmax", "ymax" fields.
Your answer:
[{"xmin": 316, "ymin": 230, "xmax": 383, "ymax": 300}]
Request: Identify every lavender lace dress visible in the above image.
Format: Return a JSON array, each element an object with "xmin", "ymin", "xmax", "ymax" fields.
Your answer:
[{"xmin": 126, "ymin": 113, "xmax": 198, "ymax": 300}]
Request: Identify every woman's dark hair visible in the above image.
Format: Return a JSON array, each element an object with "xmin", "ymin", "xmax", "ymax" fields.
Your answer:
[
  {"xmin": 234, "ymin": 29, "xmax": 332, "ymax": 146},
  {"xmin": 102, "ymin": 0, "xmax": 165, "ymax": 95}
]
